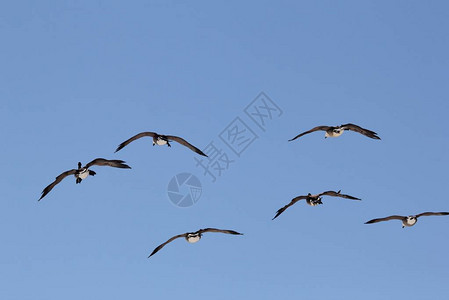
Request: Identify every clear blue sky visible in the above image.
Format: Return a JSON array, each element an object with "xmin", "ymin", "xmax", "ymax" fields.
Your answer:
[{"xmin": 1, "ymin": 1, "xmax": 448, "ymax": 299}]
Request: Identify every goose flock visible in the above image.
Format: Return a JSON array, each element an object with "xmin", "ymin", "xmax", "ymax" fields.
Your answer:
[{"xmin": 39, "ymin": 123, "xmax": 449, "ymax": 258}]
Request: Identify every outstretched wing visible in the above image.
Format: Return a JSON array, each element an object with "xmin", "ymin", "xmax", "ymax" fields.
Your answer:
[
  {"xmin": 85, "ymin": 158, "xmax": 131, "ymax": 169},
  {"xmin": 115, "ymin": 132, "xmax": 157, "ymax": 152},
  {"xmin": 365, "ymin": 215, "xmax": 405, "ymax": 224},
  {"xmin": 272, "ymin": 195, "xmax": 308, "ymax": 220},
  {"xmin": 319, "ymin": 190, "xmax": 361, "ymax": 200},
  {"xmin": 197, "ymin": 228, "xmax": 243, "ymax": 235},
  {"xmin": 340, "ymin": 124, "xmax": 380, "ymax": 140},
  {"xmin": 288, "ymin": 126, "xmax": 331, "ymax": 141},
  {"xmin": 148, "ymin": 233, "xmax": 187, "ymax": 258},
  {"xmin": 416, "ymin": 212, "xmax": 449, "ymax": 218},
  {"xmin": 165, "ymin": 135, "xmax": 208, "ymax": 157},
  {"xmin": 39, "ymin": 169, "xmax": 77, "ymax": 201}
]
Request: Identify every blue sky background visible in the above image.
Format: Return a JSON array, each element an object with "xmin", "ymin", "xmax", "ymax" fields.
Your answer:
[{"xmin": 1, "ymin": 1, "xmax": 449, "ymax": 299}]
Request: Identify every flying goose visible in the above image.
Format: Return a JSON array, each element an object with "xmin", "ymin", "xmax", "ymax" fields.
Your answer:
[
  {"xmin": 365, "ymin": 212, "xmax": 449, "ymax": 228},
  {"xmin": 148, "ymin": 228, "xmax": 243, "ymax": 258},
  {"xmin": 289, "ymin": 123, "xmax": 380, "ymax": 141},
  {"xmin": 39, "ymin": 158, "xmax": 131, "ymax": 201},
  {"xmin": 115, "ymin": 132, "xmax": 208, "ymax": 156},
  {"xmin": 272, "ymin": 190, "xmax": 361, "ymax": 220}
]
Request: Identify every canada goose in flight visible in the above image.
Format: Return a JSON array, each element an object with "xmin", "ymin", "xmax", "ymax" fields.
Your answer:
[
  {"xmin": 115, "ymin": 132, "xmax": 207, "ymax": 156},
  {"xmin": 39, "ymin": 158, "xmax": 131, "ymax": 201},
  {"xmin": 289, "ymin": 123, "xmax": 380, "ymax": 141},
  {"xmin": 272, "ymin": 190, "xmax": 361, "ymax": 220},
  {"xmin": 365, "ymin": 212, "xmax": 449, "ymax": 228},
  {"xmin": 148, "ymin": 228, "xmax": 243, "ymax": 258}
]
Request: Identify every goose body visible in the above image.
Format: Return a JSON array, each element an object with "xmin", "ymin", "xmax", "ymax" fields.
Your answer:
[
  {"xmin": 77, "ymin": 168, "xmax": 90, "ymax": 180},
  {"xmin": 305, "ymin": 195, "xmax": 323, "ymax": 206},
  {"xmin": 154, "ymin": 136, "xmax": 168, "ymax": 146},
  {"xmin": 404, "ymin": 216, "xmax": 417, "ymax": 227},
  {"xmin": 186, "ymin": 233, "xmax": 202, "ymax": 243},
  {"xmin": 324, "ymin": 128, "xmax": 343, "ymax": 138}
]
